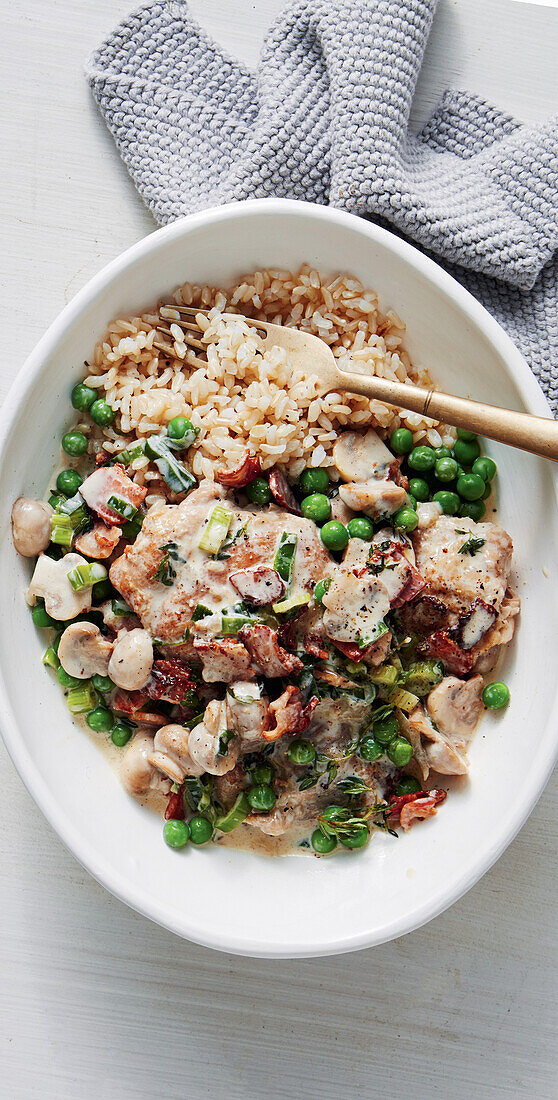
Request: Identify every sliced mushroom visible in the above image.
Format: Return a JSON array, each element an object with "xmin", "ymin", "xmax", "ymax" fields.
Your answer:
[
  {"xmin": 120, "ymin": 732, "xmax": 168, "ymax": 796},
  {"xmin": 415, "ymin": 502, "xmax": 443, "ymax": 530},
  {"xmin": 148, "ymin": 723, "xmax": 205, "ymax": 782},
  {"xmin": 27, "ymin": 553, "xmax": 92, "ymax": 620},
  {"xmin": 226, "ymin": 682, "xmax": 269, "ymax": 750},
  {"xmin": 58, "ymin": 622, "xmax": 114, "ymax": 679},
  {"xmin": 333, "ymin": 429, "xmax": 393, "ymax": 482},
  {"xmin": 338, "ymin": 479, "xmax": 407, "ymax": 517},
  {"xmin": 11, "ymin": 498, "xmax": 53, "ymax": 557},
  {"xmin": 426, "ymin": 675, "xmax": 484, "ymax": 751},
  {"xmin": 188, "ymin": 699, "xmax": 240, "ymax": 775},
  {"xmin": 108, "ymin": 628, "xmax": 154, "ymax": 691}
]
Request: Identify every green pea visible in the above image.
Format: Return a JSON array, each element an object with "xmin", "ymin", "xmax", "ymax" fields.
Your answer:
[
  {"xmin": 247, "ymin": 784, "xmax": 277, "ymax": 812},
  {"xmin": 395, "ymin": 777, "xmax": 421, "ymax": 795},
  {"xmin": 71, "ymin": 382, "xmax": 97, "ymax": 412},
  {"xmin": 389, "ymin": 428, "xmax": 414, "ymax": 455},
  {"xmin": 189, "ymin": 815, "xmax": 213, "ymax": 845},
  {"xmin": 434, "ymin": 446, "xmax": 452, "ymax": 459},
  {"xmin": 56, "ymin": 468, "xmax": 83, "ymax": 496},
  {"xmin": 57, "ymin": 667, "xmax": 83, "ymax": 690},
  {"xmin": 432, "ymin": 490, "xmax": 460, "ymax": 516},
  {"xmin": 393, "ymin": 507, "xmax": 418, "ymax": 533},
  {"xmin": 288, "ymin": 739, "xmax": 316, "ymax": 765},
  {"xmin": 473, "ymin": 456, "xmax": 497, "ymax": 482},
  {"xmin": 435, "ymin": 456, "xmax": 458, "ymax": 482},
  {"xmin": 320, "ymin": 521, "xmax": 349, "ymax": 552},
  {"xmin": 111, "ymin": 723, "xmax": 133, "ymax": 747},
  {"xmin": 301, "ymin": 493, "xmax": 332, "ymax": 525},
  {"xmin": 408, "ymin": 445, "xmax": 436, "ymax": 472},
  {"xmin": 314, "ymin": 578, "xmax": 331, "ymax": 604},
  {"xmin": 407, "ymin": 494, "xmax": 417, "ymax": 511},
  {"xmin": 373, "ymin": 713, "xmax": 399, "ymax": 745},
  {"xmin": 91, "ymin": 674, "xmax": 114, "ymax": 694},
  {"xmin": 31, "ymin": 603, "xmax": 57, "ymax": 629},
  {"xmin": 163, "ymin": 820, "xmax": 190, "ymax": 849},
  {"xmin": 347, "ymin": 515, "xmax": 374, "ymax": 541},
  {"xmin": 245, "ymin": 476, "xmax": 272, "ymax": 505},
  {"xmin": 456, "ymin": 472, "xmax": 486, "ymax": 501},
  {"xmin": 300, "ymin": 467, "xmax": 329, "ymax": 494},
  {"xmin": 311, "ymin": 829, "xmax": 338, "ymax": 854},
  {"xmin": 92, "ymin": 578, "xmax": 113, "ymax": 602},
  {"xmin": 86, "ymin": 706, "xmax": 113, "ymax": 733},
  {"xmin": 481, "ymin": 481, "xmax": 492, "ymax": 500},
  {"xmin": 167, "ymin": 416, "xmax": 193, "ymax": 440},
  {"xmin": 62, "ymin": 431, "xmax": 88, "ymax": 458},
  {"xmin": 387, "ymin": 737, "xmax": 413, "ymax": 767},
  {"xmin": 89, "ymin": 399, "xmax": 116, "ymax": 427},
  {"xmin": 409, "ymin": 477, "xmax": 429, "ymax": 503},
  {"xmin": 453, "ymin": 438, "xmax": 481, "ymax": 466},
  {"xmin": 250, "ymin": 764, "xmax": 274, "ymax": 786},
  {"xmin": 460, "ymin": 500, "xmax": 486, "ymax": 521},
  {"xmin": 456, "ymin": 428, "xmax": 477, "ymax": 442},
  {"xmin": 340, "ymin": 824, "xmax": 370, "ymax": 849},
  {"xmin": 358, "ymin": 737, "xmax": 384, "ymax": 762},
  {"xmin": 482, "ymin": 681, "xmax": 510, "ymax": 709}
]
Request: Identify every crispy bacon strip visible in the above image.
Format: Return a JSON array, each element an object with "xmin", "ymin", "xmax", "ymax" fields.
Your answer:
[
  {"xmin": 418, "ymin": 631, "xmax": 474, "ymax": 676},
  {"xmin": 238, "ymin": 623, "xmax": 303, "ymax": 677},
  {"xmin": 268, "ymin": 468, "xmax": 302, "ymax": 516},
  {"xmin": 391, "ymin": 561, "xmax": 425, "ymax": 608},
  {"xmin": 389, "ymin": 788, "xmax": 447, "ymax": 831},
  {"xmin": 80, "ymin": 464, "xmax": 147, "ymax": 526},
  {"xmin": 75, "ymin": 521, "xmax": 122, "ymax": 559},
  {"xmin": 112, "ymin": 689, "xmax": 167, "ymax": 727},
  {"xmin": 304, "ymin": 633, "xmax": 329, "ymax": 661},
  {"xmin": 193, "ymin": 637, "xmax": 257, "ymax": 682},
  {"xmin": 165, "ymin": 788, "xmax": 185, "ymax": 820},
  {"xmin": 263, "ymin": 686, "xmax": 319, "ymax": 742},
  {"xmin": 216, "ymin": 453, "xmax": 261, "ymax": 488},
  {"xmin": 147, "ymin": 658, "xmax": 196, "ymax": 703},
  {"xmin": 399, "ymin": 594, "xmax": 449, "ymax": 636}
]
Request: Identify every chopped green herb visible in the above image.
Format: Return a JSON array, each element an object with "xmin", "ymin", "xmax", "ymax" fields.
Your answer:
[
  {"xmin": 191, "ymin": 604, "xmax": 212, "ymax": 622},
  {"xmin": 154, "ymin": 541, "xmax": 184, "ymax": 586},
  {"xmin": 458, "ymin": 535, "xmax": 486, "ymax": 556}
]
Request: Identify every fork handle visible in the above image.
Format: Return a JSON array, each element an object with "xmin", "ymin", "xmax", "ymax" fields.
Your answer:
[{"xmin": 336, "ymin": 372, "xmax": 558, "ymax": 461}]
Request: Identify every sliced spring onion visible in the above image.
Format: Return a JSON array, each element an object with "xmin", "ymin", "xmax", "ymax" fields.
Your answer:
[
  {"xmin": 221, "ymin": 614, "xmax": 259, "ymax": 636},
  {"xmin": 198, "ymin": 505, "xmax": 233, "ymax": 554},
  {"xmin": 272, "ymin": 592, "xmax": 311, "ymax": 614},
  {"xmin": 57, "ymin": 493, "xmax": 90, "ymax": 531},
  {"xmin": 50, "ymin": 515, "xmax": 74, "ymax": 547},
  {"xmin": 67, "ymin": 684, "xmax": 97, "ymax": 714},
  {"xmin": 106, "ymin": 494, "xmax": 138, "ymax": 521},
  {"xmin": 359, "ymin": 620, "xmax": 389, "ymax": 649},
  {"xmin": 111, "ymin": 598, "xmax": 133, "ymax": 617},
  {"xmin": 273, "ymin": 533, "xmax": 297, "ymax": 589},
  {"xmin": 367, "ymin": 664, "xmax": 399, "ymax": 688},
  {"xmin": 215, "ymin": 792, "xmax": 250, "ymax": 833},
  {"xmin": 42, "ymin": 647, "xmax": 60, "ymax": 670},
  {"xmin": 111, "ymin": 441, "xmax": 146, "ymax": 466},
  {"xmin": 165, "ymin": 425, "xmax": 199, "ymax": 451},
  {"xmin": 145, "ymin": 434, "xmax": 197, "ymax": 494},
  {"xmin": 390, "ymin": 686, "xmax": 420, "ymax": 713},
  {"xmin": 122, "ymin": 514, "xmax": 144, "ymax": 539},
  {"xmin": 228, "ymin": 682, "xmax": 262, "ymax": 703},
  {"xmin": 68, "ymin": 562, "xmax": 108, "ymax": 592}
]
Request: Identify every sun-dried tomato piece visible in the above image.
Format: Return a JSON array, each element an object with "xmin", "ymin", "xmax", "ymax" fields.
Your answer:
[
  {"xmin": 165, "ymin": 788, "xmax": 185, "ymax": 820},
  {"xmin": 146, "ymin": 658, "xmax": 196, "ymax": 703}
]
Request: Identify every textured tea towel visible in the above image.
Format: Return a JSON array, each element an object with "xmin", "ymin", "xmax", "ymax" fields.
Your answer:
[{"xmin": 86, "ymin": 0, "xmax": 558, "ymax": 411}]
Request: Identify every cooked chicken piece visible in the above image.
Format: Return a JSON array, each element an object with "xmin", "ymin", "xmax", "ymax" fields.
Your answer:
[
  {"xmin": 188, "ymin": 700, "xmax": 241, "ymax": 775},
  {"xmin": 148, "ymin": 724, "xmax": 205, "ymax": 782},
  {"xmin": 333, "ymin": 429, "xmax": 393, "ymax": 482},
  {"xmin": 238, "ymin": 624, "xmax": 303, "ymax": 678},
  {"xmin": 75, "ymin": 521, "xmax": 122, "ymax": 559},
  {"xmin": 454, "ymin": 599, "xmax": 497, "ymax": 650},
  {"xmin": 264, "ymin": 686, "xmax": 318, "ymax": 742},
  {"xmin": 80, "ymin": 464, "xmax": 147, "ymax": 526},
  {"xmin": 411, "ymin": 514, "xmax": 512, "ymax": 617},
  {"xmin": 399, "ymin": 704, "xmax": 468, "ymax": 778},
  {"xmin": 426, "ymin": 675, "xmax": 484, "ymax": 751},
  {"xmin": 338, "ymin": 478, "xmax": 407, "ymax": 517},
  {"xmin": 193, "ymin": 638, "xmax": 257, "ymax": 683},
  {"xmin": 399, "ymin": 593, "xmax": 449, "ymax": 636},
  {"xmin": 416, "ymin": 502, "xmax": 442, "ymax": 529},
  {"xmin": 249, "ymin": 753, "xmax": 380, "ymax": 836},
  {"xmin": 226, "ymin": 682, "xmax": 270, "ymax": 750},
  {"xmin": 309, "ymin": 695, "xmax": 372, "ymax": 758},
  {"xmin": 110, "ymin": 481, "xmax": 331, "ymax": 643},
  {"xmin": 471, "ymin": 590, "xmax": 520, "ymax": 673}
]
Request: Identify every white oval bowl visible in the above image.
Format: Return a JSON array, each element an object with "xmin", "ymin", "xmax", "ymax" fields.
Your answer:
[{"xmin": 1, "ymin": 199, "xmax": 557, "ymax": 958}]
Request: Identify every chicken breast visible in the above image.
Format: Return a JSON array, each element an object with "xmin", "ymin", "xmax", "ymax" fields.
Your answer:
[{"xmin": 411, "ymin": 513, "xmax": 512, "ymax": 616}]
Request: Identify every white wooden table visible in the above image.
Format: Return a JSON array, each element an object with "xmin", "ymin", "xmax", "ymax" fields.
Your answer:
[{"xmin": 2, "ymin": 2, "xmax": 557, "ymax": 1097}]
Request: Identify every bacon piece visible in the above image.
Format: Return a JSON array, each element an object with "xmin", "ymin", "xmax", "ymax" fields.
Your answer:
[
  {"xmin": 391, "ymin": 561, "xmax": 425, "ymax": 608},
  {"xmin": 230, "ymin": 566, "xmax": 284, "ymax": 606},
  {"xmin": 304, "ymin": 633, "xmax": 329, "ymax": 661},
  {"xmin": 263, "ymin": 686, "xmax": 319, "ymax": 742},
  {"xmin": 164, "ymin": 788, "xmax": 185, "ymax": 820},
  {"xmin": 112, "ymin": 689, "xmax": 167, "ymax": 727},
  {"xmin": 146, "ymin": 658, "xmax": 196, "ymax": 703},
  {"xmin": 80, "ymin": 464, "xmax": 147, "ymax": 526},
  {"xmin": 238, "ymin": 623, "xmax": 303, "ymax": 677},
  {"xmin": 399, "ymin": 594, "xmax": 449, "ymax": 636},
  {"xmin": 387, "ymin": 458, "xmax": 409, "ymax": 491},
  {"xmin": 216, "ymin": 453, "xmax": 261, "ymax": 488},
  {"xmin": 95, "ymin": 450, "xmax": 110, "ymax": 467},
  {"xmin": 330, "ymin": 640, "xmax": 370, "ymax": 663},
  {"xmin": 193, "ymin": 638, "xmax": 257, "ymax": 683},
  {"xmin": 314, "ymin": 668, "xmax": 356, "ymax": 688},
  {"xmin": 268, "ymin": 468, "xmax": 302, "ymax": 516},
  {"xmin": 74, "ymin": 521, "xmax": 122, "ymax": 559},
  {"xmin": 417, "ymin": 631, "xmax": 474, "ymax": 676},
  {"xmin": 389, "ymin": 788, "xmax": 447, "ymax": 830},
  {"xmin": 453, "ymin": 599, "xmax": 497, "ymax": 651}
]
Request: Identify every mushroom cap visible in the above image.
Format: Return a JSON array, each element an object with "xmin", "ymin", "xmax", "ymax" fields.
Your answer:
[
  {"xmin": 11, "ymin": 498, "xmax": 53, "ymax": 557},
  {"xmin": 58, "ymin": 622, "xmax": 114, "ymax": 679},
  {"xmin": 108, "ymin": 628, "xmax": 153, "ymax": 691},
  {"xmin": 27, "ymin": 553, "xmax": 92, "ymax": 620}
]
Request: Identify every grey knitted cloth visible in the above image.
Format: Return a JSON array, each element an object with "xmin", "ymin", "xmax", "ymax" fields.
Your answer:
[{"xmin": 86, "ymin": 0, "xmax": 558, "ymax": 410}]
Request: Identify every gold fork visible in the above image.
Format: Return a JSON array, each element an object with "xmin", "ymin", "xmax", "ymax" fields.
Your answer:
[{"xmin": 154, "ymin": 305, "xmax": 558, "ymax": 461}]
